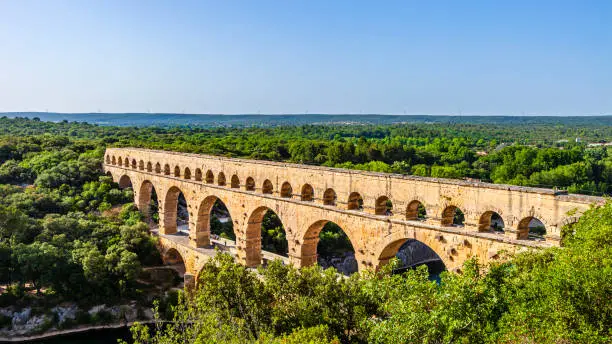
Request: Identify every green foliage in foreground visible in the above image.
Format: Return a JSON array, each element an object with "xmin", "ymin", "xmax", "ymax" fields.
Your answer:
[{"xmin": 128, "ymin": 202, "xmax": 611, "ymax": 344}]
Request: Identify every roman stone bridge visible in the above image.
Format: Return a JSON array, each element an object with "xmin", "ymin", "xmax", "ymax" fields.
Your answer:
[{"xmin": 103, "ymin": 147, "xmax": 603, "ymax": 282}]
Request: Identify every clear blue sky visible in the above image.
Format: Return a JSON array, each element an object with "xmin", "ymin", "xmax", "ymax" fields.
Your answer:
[{"xmin": 0, "ymin": 0, "xmax": 610, "ymax": 115}]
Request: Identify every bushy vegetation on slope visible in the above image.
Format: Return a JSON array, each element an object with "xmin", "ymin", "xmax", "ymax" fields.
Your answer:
[{"xmin": 128, "ymin": 201, "xmax": 611, "ymax": 343}]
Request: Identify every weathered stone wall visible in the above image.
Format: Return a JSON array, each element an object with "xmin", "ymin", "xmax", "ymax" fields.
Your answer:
[{"xmin": 103, "ymin": 147, "xmax": 605, "ymax": 277}]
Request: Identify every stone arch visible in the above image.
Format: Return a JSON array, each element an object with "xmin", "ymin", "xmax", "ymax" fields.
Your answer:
[
  {"xmin": 118, "ymin": 157, "xmax": 123, "ymax": 166},
  {"xmin": 162, "ymin": 247, "xmax": 185, "ymax": 268},
  {"xmin": 124, "ymin": 157, "xmax": 130, "ymax": 167},
  {"xmin": 205, "ymin": 170, "xmax": 214, "ymax": 184},
  {"xmin": 375, "ymin": 195, "xmax": 392, "ymax": 216},
  {"xmin": 163, "ymin": 186, "xmax": 189, "ymax": 235},
  {"xmin": 138, "ymin": 180, "xmax": 158, "ymax": 221},
  {"xmin": 155, "ymin": 163, "xmax": 161, "ymax": 174},
  {"xmin": 299, "ymin": 219, "xmax": 358, "ymax": 275},
  {"xmin": 162, "ymin": 248, "xmax": 187, "ymax": 278},
  {"xmin": 479, "ymin": 210, "xmax": 505, "ymax": 232},
  {"xmin": 280, "ymin": 182, "xmax": 292, "ymax": 198},
  {"xmin": 231, "ymin": 175, "xmax": 240, "ymax": 188},
  {"xmin": 164, "ymin": 164, "xmax": 171, "ymax": 175},
  {"xmin": 347, "ymin": 192, "xmax": 363, "ymax": 210},
  {"xmin": 105, "ymin": 155, "xmax": 111, "ymax": 164},
  {"xmin": 194, "ymin": 195, "xmax": 235, "ymax": 248},
  {"xmin": 245, "ymin": 177, "xmax": 255, "ymax": 191},
  {"xmin": 517, "ymin": 216, "xmax": 546, "ymax": 240},
  {"xmin": 194, "ymin": 168, "xmax": 202, "ymax": 181},
  {"xmin": 243, "ymin": 206, "xmax": 286, "ymax": 266},
  {"xmin": 301, "ymin": 184, "xmax": 314, "ymax": 201},
  {"xmin": 441, "ymin": 205, "xmax": 464, "ymax": 227},
  {"xmin": 146, "ymin": 161, "xmax": 153, "ymax": 172},
  {"xmin": 111, "ymin": 156, "xmax": 116, "ymax": 165},
  {"xmin": 131, "ymin": 159, "xmax": 137, "ymax": 169},
  {"xmin": 138, "ymin": 160, "xmax": 144, "ymax": 170},
  {"xmin": 184, "ymin": 167, "xmax": 191, "ymax": 180},
  {"xmin": 406, "ymin": 200, "xmax": 427, "ymax": 221},
  {"xmin": 323, "ymin": 188, "xmax": 336, "ymax": 206},
  {"xmin": 376, "ymin": 237, "xmax": 448, "ymax": 274},
  {"xmin": 174, "ymin": 166, "xmax": 181, "ymax": 177},
  {"xmin": 217, "ymin": 172, "xmax": 226, "ymax": 186},
  {"xmin": 262, "ymin": 179, "xmax": 273, "ymax": 194},
  {"xmin": 118, "ymin": 174, "xmax": 132, "ymax": 189}
]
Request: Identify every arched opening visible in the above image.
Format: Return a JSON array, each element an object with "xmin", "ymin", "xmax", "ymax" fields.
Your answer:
[
  {"xmin": 118, "ymin": 175, "xmax": 132, "ymax": 189},
  {"xmin": 194, "ymin": 168, "xmax": 202, "ymax": 182},
  {"xmin": 217, "ymin": 172, "xmax": 226, "ymax": 186},
  {"xmin": 195, "ymin": 196, "xmax": 235, "ymax": 248},
  {"xmin": 479, "ymin": 211, "xmax": 505, "ymax": 233},
  {"xmin": 441, "ymin": 205, "xmax": 464, "ymax": 227},
  {"xmin": 163, "ymin": 186, "xmax": 189, "ymax": 235},
  {"xmin": 262, "ymin": 179, "xmax": 273, "ymax": 194},
  {"xmin": 280, "ymin": 182, "xmax": 292, "ymax": 198},
  {"xmin": 111, "ymin": 156, "xmax": 116, "ymax": 165},
  {"xmin": 184, "ymin": 167, "xmax": 191, "ymax": 180},
  {"xmin": 138, "ymin": 180, "xmax": 159, "ymax": 224},
  {"xmin": 131, "ymin": 159, "xmax": 137, "ymax": 169},
  {"xmin": 347, "ymin": 192, "xmax": 363, "ymax": 211},
  {"xmin": 146, "ymin": 162, "xmax": 153, "ymax": 172},
  {"xmin": 378, "ymin": 239, "xmax": 446, "ymax": 281},
  {"xmin": 323, "ymin": 188, "xmax": 336, "ymax": 206},
  {"xmin": 105, "ymin": 155, "xmax": 110, "ymax": 164},
  {"xmin": 301, "ymin": 220, "xmax": 357, "ymax": 276},
  {"xmin": 261, "ymin": 209, "xmax": 288, "ymax": 257},
  {"xmin": 138, "ymin": 160, "xmax": 144, "ymax": 170},
  {"xmin": 118, "ymin": 157, "xmax": 123, "ymax": 166},
  {"xmin": 517, "ymin": 217, "xmax": 546, "ymax": 240},
  {"xmin": 164, "ymin": 164, "xmax": 170, "ymax": 175},
  {"xmin": 162, "ymin": 248, "xmax": 186, "ymax": 286},
  {"xmin": 375, "ymin": 196, "xmax": 393, "ymax": 216},
  {"xmin": 155, "ymin": 163, "xmax": 161, "ymax": 173},
  {"xmin": 206, "ymin": 170, "xmax": 214, "ymax": 184},
  {"xmin": 124, "ymin": 158, "xmax": 130, "ymax": 168},
  {"xmin": 301, "ymin": 184, "xmax": 314, "ymax": 201},
  {"xmin": 244, "ymin": 207, "xmax": 288, "ymax": 266},
  {"xmin": 245, "ymin": 177, "xmax": 255, "ymax": 191},
  {"xmin": 174, "ymin": 166, "xmax": 181, "ymax": 177},
  {"xmin": 231, "ymin": 175, "xmax": 240, "ymax": 188},
  {"xmin": 406, "ymin": 200, "xmax": 427, "ymax": 221}
]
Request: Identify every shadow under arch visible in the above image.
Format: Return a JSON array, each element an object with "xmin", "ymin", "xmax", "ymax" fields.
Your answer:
[
  {"xmin": 375, "ymin": 195, "xmax": 392, "ymax": 216},
  {"xmin": 406, "ymin": 200, "xmax": 427, "ymax": 221},
  {"xmin": 300, "ymin": 219, "xmax": 358, "ymax": 275},
  {"xmin": 441, "ymin": 205, "xmax": 465, "ymax": 227},
  {"xmin": 231, "ymin": 175, "xmax": 240, "ymax": 188},
  {"xmin": 138, "ymin": 180, "xmax": 159, "ymax": 223},
  {"xmin": 162, "ymin": 248, "xmax": 187, "ymax": 282},
  {"xmin": 280, "ymin": 182, "xmax": 292, "ymax": 198},
  {"xmin": 163, "ymin": 186, "xmax": 189, "ymax": 235},
  {"xmin": 118, "ymin": 174, "xmax": 133, "ymax": 189},
  {"xmin": 517, "ymin": 216, "xmax": 546, "ymax": 240},
  {"xmin": 195, "ymin": 195, "xmax": 236, "ymax": 248},
  {"xmin": 479, "ymin": 210, "xmax": 505, "ymax": 232},
  {"xmin": 377, "ymin": 238, "xmax": 447, "ymax": 278}
]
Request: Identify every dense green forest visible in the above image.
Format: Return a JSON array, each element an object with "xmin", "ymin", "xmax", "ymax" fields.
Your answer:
[
  {"xmin": 0, "ymin": 117, "xmax": 610, "ymax": 342},
  {"xmin": 0, "ymin": 128, "xmax": 162, "ymax": 330},
  {"xmin": 2, "ymin": 116, "xmax": 612, "ymax": 195}
]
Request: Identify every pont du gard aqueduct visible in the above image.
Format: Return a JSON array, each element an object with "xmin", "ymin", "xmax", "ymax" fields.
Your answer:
[{"xmin": 103, "ymin": 147, "xmax": 604, "ymax": 285}]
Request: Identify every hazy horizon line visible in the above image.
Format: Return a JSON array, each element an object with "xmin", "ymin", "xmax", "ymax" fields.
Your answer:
[{"xmin": 2, "ymin": 111, "xmax": 610, "ymax": 118}]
